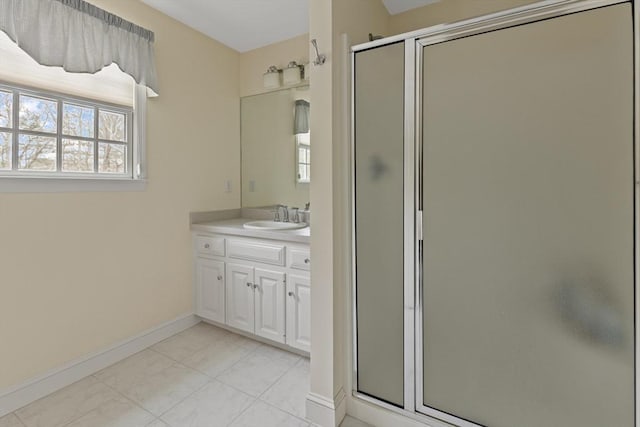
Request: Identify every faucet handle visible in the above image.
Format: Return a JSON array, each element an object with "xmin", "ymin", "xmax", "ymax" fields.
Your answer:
[
  {"xmin": 291, "ymin": 207, "xmax": 300, "ymax": 223},
  {"xmin": 273, "ymin": 206, "xmax": 281, "ymax": 222}
]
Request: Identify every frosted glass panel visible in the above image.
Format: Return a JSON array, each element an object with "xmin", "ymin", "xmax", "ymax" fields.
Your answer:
[
  {"xmin": 421, "ymin": 4, "xmax": 634, "ymax": 427},
  {"xmin": 354, "ymin": 41, "xmax": 404, "ymax": 407}
]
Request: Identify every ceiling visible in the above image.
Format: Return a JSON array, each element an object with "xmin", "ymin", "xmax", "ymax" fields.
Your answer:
[
  {"xmin": 141, "ymin": 0, "xmax": 440, "ymax": 53},
  {"xmin": 383, "ymin": 0, "xmax": 440, "ymax": 15}
]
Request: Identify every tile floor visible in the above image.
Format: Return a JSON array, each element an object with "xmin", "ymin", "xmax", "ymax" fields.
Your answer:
[{"xmin": 1, "ymin": 322, "xmax": 371, "ymax": 427}]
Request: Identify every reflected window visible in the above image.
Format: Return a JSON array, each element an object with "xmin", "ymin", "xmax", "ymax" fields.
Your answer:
[{"xmin": 296, "ymin": 132, "xmax": 310, "ymax": 183}]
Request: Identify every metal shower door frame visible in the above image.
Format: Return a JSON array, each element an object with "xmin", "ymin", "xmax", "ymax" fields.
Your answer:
[{"xmin": 351, "ymin": 0, "xmax": 639, "ymax": 426}]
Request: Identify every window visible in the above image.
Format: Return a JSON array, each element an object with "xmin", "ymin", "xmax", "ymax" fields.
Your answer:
[
  {"xmin": 296, "ymin": 132, "xmax": 310, "ymax": 183},
  {"xmin": 0, "ymin": 82, "xmax": 135, "ymax": 179},
  {"xmin": 0, "ymin": 27, "xmax": 147, "ymax": 192}
]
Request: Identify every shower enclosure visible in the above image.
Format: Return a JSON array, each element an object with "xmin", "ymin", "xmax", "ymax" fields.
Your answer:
[{"xmin": 352, "ymin": 1, "xmax": 638, "ymax": 426}]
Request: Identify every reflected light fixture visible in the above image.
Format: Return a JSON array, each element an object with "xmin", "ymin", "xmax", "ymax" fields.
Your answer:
[
  {"xmin": 283, "ymin": 61, "xmax": 303, "ymax": 86},
  {"xmin": 263, "ymin": 65, "xmax": 281, "ymax": 89}
]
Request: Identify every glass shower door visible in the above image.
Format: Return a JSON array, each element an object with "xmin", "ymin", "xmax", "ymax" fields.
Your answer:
[
  {"xmin": 420, "ymin": 3, "xmax": 635, "ymax": 427},
  {"xmin": 354, "ymin": 41, "xmax": 405, "ymax": 407}
]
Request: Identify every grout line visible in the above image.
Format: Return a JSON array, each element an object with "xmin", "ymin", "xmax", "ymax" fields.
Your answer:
[
  {"xmin": 259, "ymin": 399, "xmax": 311, "ymax": 425},
  {"xmin": 257, "ymin": 353, "xmax": 305, "ymax": 399},
  {"xmin": 12, "ymin": 380, "xmax": 118, "ymax": 427},
  {"xmin": 156, "ymin": 379, "xmax": 211, "ymax": 419},
  {"xmin": 89, "ymin": 348, "xmax": 207, "ymax": 424},
  {"xmin": 259, "ymin": 357, "xmax": 310, "ymax": 418},
  {"xmin": 8, "ymin": 413, "xmax": 27, "ymax": 427},
  {"xmin": 146, "ymin": 345, "xmax": 187, "ymax": 364},
  {"xmin": 91, "ymin": 377, "xmax": 157, "ymax": 424},
  {"xmin": 221, "ymin": 387, "xmax": 256, "ymax": 427},
  {"xmin": 255, "ymin": 363, "xmax": 294, "ymax": 400}
]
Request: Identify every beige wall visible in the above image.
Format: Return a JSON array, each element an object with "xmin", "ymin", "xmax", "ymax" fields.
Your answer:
[
  {"xmin": 0, "ymin": 0, "xmax": 240, "ymax": 390},
  {"xmin": 308, "ymin": 0, "xmax": 388, "ymax": 425},
  {"xmin": 240, "ymin": 34, "xmax": 309, "ymax": 97},
  {"xmin": 388, "ymin": 0, "xmax": 538, "ymax": 35}
]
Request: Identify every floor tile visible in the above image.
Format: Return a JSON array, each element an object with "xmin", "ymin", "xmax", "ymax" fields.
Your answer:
[
  {"xmin": 181, "ymin": 340, "xmax": 255, "ymax": 378},
  {"xmin": 64, "ymin": 397, "xmax": 154, "ymax": 427},
  {"xmin": 161, "ymin": 380, "xmax": 253, "ymax": 427},
  {"xmin": 151, "ymin": 323, "xmax": 230, "ymax": 362},
  {"xmin": 95, "ymin": 350, "xmax": 174, "ymax": 389},
  {"xmin": 95, "ymin": 350, "xmax": 209, "ymax": 416},
  {"xmin": 217, "ymin": 344, "xmax": 301, "ymax": 397},
  {"xmin": 340, "ymin": 416, "xmax": 374, "ymax": 427},
  {"xmin": 261, "ymin": 358, "xmax": 309, "ymax": 418},
  {"xmin": 223, "ymin": 333, "xmax": 262, "ymax": 351},
  {"xmin": 15, "ymin": 377, "xmax": 120, "ymax": 427},
  {"xmin": 145, "ymin": 420, "xmax": 169, "ymax": 427},
  {"xmin": 229, "ymin": 401, "xmax": 308, "ymax": 427},
  {"xmin": 0, "ymin": 414, "xmax": 25, "ymax": 427}
]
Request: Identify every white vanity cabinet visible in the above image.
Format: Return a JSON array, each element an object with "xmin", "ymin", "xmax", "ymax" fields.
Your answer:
[
  {"xmin": 226, "ymin": 263, "xmax": 286, "ymax": 343},
  {"xmin": 286, "ymin": 274, "xmax": 311, "ymax": 351},
  {"xmin": 193, "ymin": 231, "xmax": 311, "ymax": 353},
  {"xmin": 195, "ymin": 258, "xmax": 226, "ymax": 323}
]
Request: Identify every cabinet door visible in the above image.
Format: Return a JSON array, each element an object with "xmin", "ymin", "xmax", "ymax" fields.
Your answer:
[
  {"xmin": 286, "ymin": 274, "xmax": 311, "ymax": 352},
  {"xmin": 225, "ymin": 263, "xmax": 255, "ymax": 333},
  {"xmin": 195, "ymin": 258, "xmax": 225, "ymax": 323},
  {"xmin": 254, "ymin": 268, "xmax": 286, "ymax": 343}
]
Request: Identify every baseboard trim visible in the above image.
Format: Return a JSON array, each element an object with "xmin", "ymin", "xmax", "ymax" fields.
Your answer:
[
  {"xmin": 306, "ymin": 388, "xmax": 347, "ymax": 427},
  {"xmin": 0, "ymin": 313, "xmax": 199, "ymax": 417}
]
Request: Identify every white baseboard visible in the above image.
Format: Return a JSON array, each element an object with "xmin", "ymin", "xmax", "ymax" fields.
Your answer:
[
  {"xmin": 306, "ymin": 388, "xmax": 347, "ymax": 427},
  {"xmin": 0, "ymin": 313, "xmax": 199, "ymax": 417}
]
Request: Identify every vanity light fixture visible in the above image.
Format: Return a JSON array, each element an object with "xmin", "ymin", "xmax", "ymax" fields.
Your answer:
[
  {"xmin": 263, "ymin": 61, "xmax": 307, "ymax": 89},
  {"xmin": 283, "ymin": 61, "xmax": 304, "ymax": 86},
  {"xmin": 263, "ymin": 65, "xmax": 281, "ymax": 89}
]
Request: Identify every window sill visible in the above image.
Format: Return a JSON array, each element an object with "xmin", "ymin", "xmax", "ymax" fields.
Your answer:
[{"xmin": 0, "ymin": 176, "xmax": 147, "ymax": 193}]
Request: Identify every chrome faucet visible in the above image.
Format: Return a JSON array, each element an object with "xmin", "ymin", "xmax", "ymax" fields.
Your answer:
[
  {"xmin": 281, "ymin": 205, "xmax": 289, "ymax": 222},
  {"xmin": 291, "ymin": 207, "xmax": 300, "ymax": 223},
  {"xmin": 273, "ymin": 205, "xmax": 282, "ymax": 222}
]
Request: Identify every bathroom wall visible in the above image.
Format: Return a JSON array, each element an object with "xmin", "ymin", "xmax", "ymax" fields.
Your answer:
[
  {"xmin": 388, "ymin": 0, "xmax": 538, "ymax": 35},
  {"xmin": 307, "ymin": 0, "xmax": 389, "ymax": 425},
  {"xmin": 239, "ymin": 34, "xmax": 309, "ymax": 97},
  {"xmin": 0, "ymin": 0, "xmax": 240, "ymax": 390}
]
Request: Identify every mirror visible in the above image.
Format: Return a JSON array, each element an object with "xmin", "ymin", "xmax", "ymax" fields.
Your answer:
[{"xmin": 241, "ymin": 86, "xmax": 310, "ymax": 208}]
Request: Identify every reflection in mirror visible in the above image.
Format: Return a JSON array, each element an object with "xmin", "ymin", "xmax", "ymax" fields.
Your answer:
[{"xmin": 241, "ymin": 86, "xmax": 310, "ymax": 208}]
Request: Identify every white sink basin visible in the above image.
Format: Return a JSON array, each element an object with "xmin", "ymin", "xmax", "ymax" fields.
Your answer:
[{"xmin": 243, "ymin": 220, "xmax": 308, "ymax": 230}]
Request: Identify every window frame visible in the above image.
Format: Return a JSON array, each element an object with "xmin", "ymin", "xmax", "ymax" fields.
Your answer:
[
  {"xmin": 296, "ymin": 132, "xmax": 310, "ymax": 184},
  {"xmin": 0, "ymin": 80, "xmax": 147, "ymax": 192}
]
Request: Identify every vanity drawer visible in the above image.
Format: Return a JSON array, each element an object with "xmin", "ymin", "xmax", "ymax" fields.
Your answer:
[
  {"xmin": 289, "ymin": 248, "xmax": 311, "ymax": 271},
  {"xmin": 194, "ymin": 235, "xmax": 225, "ymax": 257},
  {"xmin": 227, "ymin": 239, "xmax": 286, "ymax": 266}
]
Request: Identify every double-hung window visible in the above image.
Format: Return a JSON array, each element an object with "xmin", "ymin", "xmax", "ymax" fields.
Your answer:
[
  {"xmin": 0, "ymin": 83, "xmax": 133, "ymax": 177},
  {"xmin": 0, "ymin": 0, "xmax": 157, "ymax": 190}
]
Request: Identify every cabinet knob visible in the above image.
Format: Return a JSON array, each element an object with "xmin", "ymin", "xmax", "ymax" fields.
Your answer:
[
  {"xmin": 304, "ymin": 258, "xmax": 310, "ymax": 264},
  {"xmin": 288, "ymin": 291, "xmax": 295, "ymax": 297},
  {"xmin": 204, "ymin": 243, "xmax": 211, "ymax": 249},
  {"xmin": 246, "ymin": 282, "xmax": 252, "ymax": 287},
  {"xmin": 253, "ymin": 284, "xmax": 259, "ymax": 290},
  {"xmin": 217, "ymin": 275, "xmax": 222, "ymax": 281}
]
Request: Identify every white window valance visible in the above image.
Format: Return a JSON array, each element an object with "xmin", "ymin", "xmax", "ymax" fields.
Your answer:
[{"xmin": 0, "ymin": 0, "xmax": 159, "ymax": 95}]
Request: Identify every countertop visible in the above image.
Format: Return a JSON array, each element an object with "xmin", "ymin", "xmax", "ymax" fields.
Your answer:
[{"xmin": 191, "ymin": 218, "xmax": 310, "ymax": 244}]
